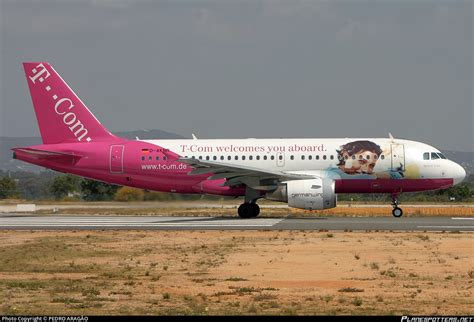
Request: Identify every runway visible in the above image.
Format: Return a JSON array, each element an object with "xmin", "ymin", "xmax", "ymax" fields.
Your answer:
[{"xmin": 0, "ymin": 214, "xmax": 473, "ymax": 231}]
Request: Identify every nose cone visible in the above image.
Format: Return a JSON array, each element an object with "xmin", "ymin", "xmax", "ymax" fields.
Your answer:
[{"xmin": 452, "ymin": 162, "xmax": 467, "ymax": 185}]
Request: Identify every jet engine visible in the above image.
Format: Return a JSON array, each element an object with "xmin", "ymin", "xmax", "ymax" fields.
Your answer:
[{"xmin": 265, "ymin": 178, "xmax": 337, "ymax": 210}]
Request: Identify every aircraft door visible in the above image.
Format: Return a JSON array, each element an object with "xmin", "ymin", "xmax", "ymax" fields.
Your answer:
[
  {"xmin": 390, "ymin": 144, "xmax": 405, "ymax": 172},
  {"xmin": 110, "ymin": 145, "xmax": 124, "ymax": 173}
]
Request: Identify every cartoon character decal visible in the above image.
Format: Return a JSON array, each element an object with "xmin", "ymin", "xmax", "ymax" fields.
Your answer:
[
  {"xmin": 329, "ymin": 140, "xmax": 408, "ymax": 179},
  {"xmin": 337, "ymin": 140, "xmax": 382, "ymax": 175}
]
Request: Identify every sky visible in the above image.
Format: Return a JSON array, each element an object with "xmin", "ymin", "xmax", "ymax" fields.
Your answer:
[{"xmin": 0, "ymin": 0, "xmax": 472, "ymax": 152}]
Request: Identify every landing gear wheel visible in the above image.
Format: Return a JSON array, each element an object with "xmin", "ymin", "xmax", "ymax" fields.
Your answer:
[
  {"xmin": 250, "ymin": 203, "xmax": 260, "ymax": 217},
  {"xmin": 238, "ymin": 203, "xmax": 260, "ymax": 218},
  {"xmin": 390, "ymin": 192, "xmax": 403, "ymax": 218},
  {"xmin": 392, "ymin": 207, "xmax": 403, "ymax": 218},
  {"xmin": 238, "ymin": 203, "xmax": 253, "ymax": 218}
]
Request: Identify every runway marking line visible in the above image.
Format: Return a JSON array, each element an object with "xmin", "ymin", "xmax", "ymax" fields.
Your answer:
[
  {"xmin": 417, "ymin": 226, "xmax": 474, "ymax": 229},
  {"xmin": 0, "ymin": 218, "xmax": 285, "ymax": 228}
]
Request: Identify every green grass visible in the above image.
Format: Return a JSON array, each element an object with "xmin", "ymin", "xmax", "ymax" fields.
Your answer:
[
  {"xmin": 370, "ymin": 262, "xmax": 380, "ymax": 270},
  {"xmin": 0, "ymin": 236, "xmax": 114, "ymax": 273},
  {"xmin": 225, "ymin": 277, "xmax": 249, "ymax": 282},
  {"xmin": 5, "ymin": 280, "xmax": 46, "ymax": 290},
  {"xmin": 338, "ymin": 287, "xmax": 364, "ymax": 293}
]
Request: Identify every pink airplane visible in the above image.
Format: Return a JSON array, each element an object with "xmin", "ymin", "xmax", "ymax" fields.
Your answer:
[{"xmin": 13, "ymin": 62, "xmax": 466, "ymax": 218}]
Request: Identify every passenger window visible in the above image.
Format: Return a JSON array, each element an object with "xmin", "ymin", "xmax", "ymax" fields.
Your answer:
[
  {"xmin": 374, "ymin": 155, "xmax": 378, "ymax": 160},
  {"xmin": 141, "ymin": 156, "xmax": 145, "ymax": 161},
  {"xmin": 249, "ymin": 156, "xmax": 253, "ymax": 160},
  {"xmin": 256, "ymin": 156, "xmax": 260, "ymax": 160},
  {"xmin": 242, "ymin": 156, "xmax": 246, "ymax": 160},
  {"xmin": 220, "ymin": 156, "xmax": 224, "ymax": 160},
  {"xmin": 308, "ymin": 155, "xmax": 312, "ymax": 160},
  {"xmin": 380, "ymin": 155, "xmax": 384, "ymax": 160},
  {"xmin": 323, "ymin": 155, "xmax": 327, "ymax": 160},
  {"xmin": 330, "ymin": 155, "xmax": 334, "ymax": 160},
  {"xmin": 352, "ymin": 155, "xmax": 356, "ymax": 160},
  {"xmin": 206, "ymin": 156, "xmax": 210, "ymax": 161},
  {"xmin": 431, "ymin": 152, "xmax": 440, "ymax": 160},
  {"xmin": 228, "ymin": 156, "xmax": 231, "ymax": 160},
  {"xmin": 279, "ymin": 155, "xmax": 283, "ymax": 160},
  {"xmin": 213, "ymin": 156, "xmax": 217, "ymax": 161},
  {"xmin": 316, "ymin": 155, "xmax": 320, "ymax": 160},
  {"xmin": 235, "ymin": 156, "xmax": 239, "ymax": 160},
  {"xmin": 163, "ymin": 156, "xmax": 167, "ymax": 160},
  {"xmin": 263, "ymin": 155, "xmax": 267, "ymax": 160},
  {"xmin": 301, "ymin": 155, "xmax": 305, "ymax": 160},
  {"xmin": 148, "ymin": 156, "xmax": 152, "ymax": 161},
  {"xmin": 199, "ymin": 156, "xmax": 202, "ymax": 160},
  {"xmin": 423, "ymin": 152, "xmax": 430, "ymax": 160},
  {"xmin": 290, "ymin": 155, "xmax": 294, "ymax": 160},
  {"xmin": 271, "ymin": 156, "xmax": 275, "ymax": 160}
]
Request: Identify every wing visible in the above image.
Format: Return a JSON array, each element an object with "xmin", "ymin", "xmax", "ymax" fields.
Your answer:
[{"xmin": 178, "ymin": 157, "xmax": 317, "ymax": 190}]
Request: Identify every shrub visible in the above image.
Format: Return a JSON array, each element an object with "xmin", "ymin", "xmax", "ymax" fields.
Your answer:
[
  {"xmin": 114, "ymin": 187, "xmax": 145, "ymax": 201},
  {"xmin": 0, "ymin": 177, "xmax": 19, "ymax": 199},
  {"xmin": 144, "ymin": 191, "xmax": 174, "ymax": 201},
  {"xmin": 352, "ymin": 297, "xmax": 363, "ymax": 306}
]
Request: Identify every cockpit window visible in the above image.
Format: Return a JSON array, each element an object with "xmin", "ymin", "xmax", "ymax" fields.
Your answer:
[
  {"xmin": 431, "ymin": 152, "xmax": 440, "ymax": 160},
  {"xmin": 423, "ymin": 152, "xmax": 430, "ymax": 160},
  {"xmin": 437, "ymin": 153, "xmax": 447, "ymax": 159}
]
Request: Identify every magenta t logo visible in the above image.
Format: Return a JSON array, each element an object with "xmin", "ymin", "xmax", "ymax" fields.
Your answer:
[{"xmin": 29, "ymin": 63, "xmax": 50, "ymax": 84}]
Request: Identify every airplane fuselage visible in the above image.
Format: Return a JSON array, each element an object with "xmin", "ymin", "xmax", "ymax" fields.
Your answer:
[{"xmin": 15, "ymin": 137, "xmax": 464, "ymax": 196}]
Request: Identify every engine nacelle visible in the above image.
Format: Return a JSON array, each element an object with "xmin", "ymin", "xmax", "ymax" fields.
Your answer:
[{"xmin": 265, "ymin": 178, "xmax": 337, "ymax": 210}]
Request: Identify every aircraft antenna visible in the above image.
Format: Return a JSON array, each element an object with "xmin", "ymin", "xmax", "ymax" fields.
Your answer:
[{"xmin": 389, "ymin": 132, "xmax": 395, "ymax": 143}]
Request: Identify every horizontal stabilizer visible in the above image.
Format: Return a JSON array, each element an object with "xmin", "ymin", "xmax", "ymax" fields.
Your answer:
[{"xmin": 12, "ymin": 147, "xmax": 82, "ymax": 164}]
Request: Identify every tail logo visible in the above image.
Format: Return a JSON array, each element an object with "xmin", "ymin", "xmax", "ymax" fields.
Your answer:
[
  {"xmin": 28, "ymin": 63, "xmax": 92, "ymax": 143},
  {"xmin": 29, "ymin": 63, "xmax": 50, "ymax": 84}
]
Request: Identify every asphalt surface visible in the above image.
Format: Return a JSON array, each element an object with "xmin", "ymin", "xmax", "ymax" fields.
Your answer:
[{"xmin": 0, "ymin": 214, "xmax": 473, "ymax": 231}]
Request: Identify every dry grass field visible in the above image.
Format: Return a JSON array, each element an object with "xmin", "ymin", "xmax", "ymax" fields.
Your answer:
[
  {"xmin": 296, "ymin": 206, "xmax": 474, "ymax": 217},
  {"xmin": 1, "ymin": 200, "xmax": 473, "ymax": 217},
  {"xmin": 38, "ymin": 206, "xmax": 474, "ymax": 218},
  {"xmin": 0, "ymin": 230, "xmax": 472, "ymax": 315}
]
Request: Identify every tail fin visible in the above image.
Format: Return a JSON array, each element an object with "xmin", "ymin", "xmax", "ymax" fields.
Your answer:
[{"xmin": 23, "ymin": 62, "xmax": 118, "ymax": 144}]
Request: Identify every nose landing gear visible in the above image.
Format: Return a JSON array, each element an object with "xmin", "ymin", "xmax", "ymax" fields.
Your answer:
[{"xmin": 391, "ymin": 193, "xmax": 403, "ymax": 218}]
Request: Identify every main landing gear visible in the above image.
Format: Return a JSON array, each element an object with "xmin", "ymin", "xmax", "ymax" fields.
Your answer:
[
  {"xmin": 238, "ymin": 202, "xmax": 260, "ymax": 218},
  {"xmin": 238, "ymin": 187, "xmax": 262, "ymax": 218},
  {"xmin": 391, "ymin": 193, "xmax": 403, "ymax": 218}
]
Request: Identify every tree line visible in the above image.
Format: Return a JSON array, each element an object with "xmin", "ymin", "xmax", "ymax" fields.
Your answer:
[{"xmin": 0, "ymin": 170, "xmax": 472, "ymax": 202}]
